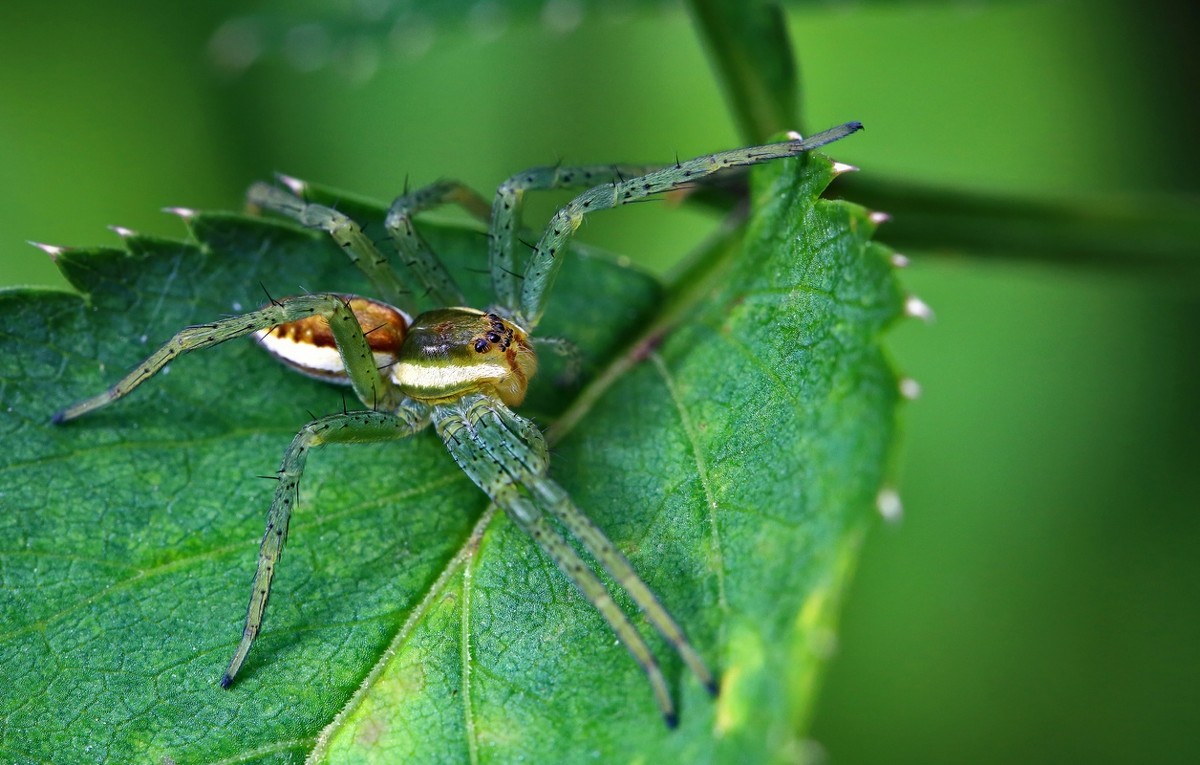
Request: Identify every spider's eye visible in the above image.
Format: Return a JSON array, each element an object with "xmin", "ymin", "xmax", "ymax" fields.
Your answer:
[
  {"xmin": 254, "ymin": 295, "xmax": 410, "ymax": 384},
  {"xmin": 394, "ymin": 308, "xmax": 538, "ymax": 407}
]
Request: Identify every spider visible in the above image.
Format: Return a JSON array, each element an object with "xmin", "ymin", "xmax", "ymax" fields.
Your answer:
[{"xmin": 52, "ymin": 120, "xmax": 862, "ymax": 727}]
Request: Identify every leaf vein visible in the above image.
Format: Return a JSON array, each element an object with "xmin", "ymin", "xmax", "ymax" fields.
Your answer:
[
  {"xmin": 305, "ymin": 505, "xmax": 498, "ymax": 764},
  {"xmin": 647, "ymin": 352, "xmax": 728, "ymax": 616}
]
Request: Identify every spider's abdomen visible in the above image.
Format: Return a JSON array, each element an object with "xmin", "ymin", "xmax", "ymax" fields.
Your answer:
[
  {"xmin": 255, "ymin": 295, "xmax": 410, "ymax": 384},
  {"xmin": 393, "ymin": 308, "xmax": 537, "ymax": 407}
]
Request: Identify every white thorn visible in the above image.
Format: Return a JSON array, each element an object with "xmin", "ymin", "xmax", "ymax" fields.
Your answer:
[
  {"xmin": 277, "ymin": 174, "xmax": 306, "ymax": 195},
  {"xmin": 28, "ymin": 241, "xmax": 66, "ymax": 260},
  {"xmin": 899, "ymin": 377, "xmax": 922, "ymax": 400},
  {"xmin": 869, "ymin": 211, "xmax": 891, "ymax": 225},
  {"xmin": 904, "ymin": 295, "xmax": 935, "ymax": 323},
  {"xmin": 108, "ymin": 225, "xmax": 136, "ymax": 239},
  {"xmin": 876, "ymin": 487, "xmax": 903, "ymax": 523},
  {"xmin": 163, "ymin": 207, "xmax": 197, "ymax": 219},
  {"xmin": 890, "ymin": 253, "xmax": 910, "ymax": 268},
  {"xmin": 832, "ymin": 161, "xmax": 859, "ymax": 175},
  {"xmin": 785, "ymin": 130, "xmax": 804, "ymax": 141}
]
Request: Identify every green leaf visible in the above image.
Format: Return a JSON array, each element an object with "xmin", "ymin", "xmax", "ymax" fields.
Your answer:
[{"xmin": 0, "ymin": 153, "xmax": 901, "ymax": 763}]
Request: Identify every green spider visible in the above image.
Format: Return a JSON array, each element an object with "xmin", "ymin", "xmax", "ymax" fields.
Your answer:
[{"xmin": 53, "ymin": 120, "xmax": 862, "ymax": 726}]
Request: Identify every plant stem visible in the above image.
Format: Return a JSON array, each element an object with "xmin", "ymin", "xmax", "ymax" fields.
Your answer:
[
  {"xmin": 842, "ymin": 175, "xmax": 1200, "ymax": 275},
  {"xmin": 685, "ymin": 0, "xmax": 801, "ymax": 142}
]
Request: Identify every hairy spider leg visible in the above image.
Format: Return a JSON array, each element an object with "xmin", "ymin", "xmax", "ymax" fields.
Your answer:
[
  {"xmin": 432, "ymin": 393, "xmax": 686, "ymax": 725},
  {"xmin": 53, "ymin": 290, "xmax": 431, "ymax": 685},
  {"xmin": 488, "ymin": 163, "xmax": 658, "ymax": 315},
  {"xmin": 51, "ymin": 293, "xmax": 402, "ymax": 424},
  {"xmin": 471, "ymin": 393, "xmax": 716, "ymax": 696},
  {"xmin": 517, "ymin": 120, "xmax": 864, "ymax": 329},
  {"xmin": 530, "ymin": 478, "xmax": 717, "ymax": 697},
  {"xmin": 222, "ymin": 406, "xmax": 431, "ymax": 687},
  {"xmin": 247, "ymin": 183, "xmax": 413, "ymax": 315},
  {"xmin": 384, "ymin": 179, "xmax": 492, "ymax": 307}
]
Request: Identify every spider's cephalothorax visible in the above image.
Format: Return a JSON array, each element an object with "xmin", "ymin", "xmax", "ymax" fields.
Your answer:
[
  {"xmin": 52, "ymin": 121, "xmax": 863, "ymax": 727},
  {"xmin": 396, "ymin": 307, "xmax": 537, "ymax": 407}
]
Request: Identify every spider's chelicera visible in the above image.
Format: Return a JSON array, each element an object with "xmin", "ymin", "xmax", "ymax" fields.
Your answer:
[{"xmin": 53, "ymin": 121, "xmax": 862, "ymax": 726}]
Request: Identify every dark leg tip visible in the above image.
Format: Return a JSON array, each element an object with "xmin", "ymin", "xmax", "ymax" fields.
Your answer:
[
  {"xmin": 705, "ymin": 678, "xmax": 720, "ymax": 697},
  {"xmin": 663, "ymin": 710, "xmax": 679, "ymax": 729},
  {"xmin": 219, "ymin": 673, "xmax": 234, "ymax": 689},
  {"xmin": 50, "ymin": 410, "xmax": 66, "ymax": 425}
]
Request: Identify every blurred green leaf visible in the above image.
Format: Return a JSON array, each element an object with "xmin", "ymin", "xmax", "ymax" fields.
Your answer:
[{"xmin": 0, "ymin": 152, "xmax": 900, "ymax": 763}]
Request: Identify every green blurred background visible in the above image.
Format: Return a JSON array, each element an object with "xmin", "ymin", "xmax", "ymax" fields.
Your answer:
[{"xmin": 2, "ymin": 1, "xmax": 1196, "ymax": 762}]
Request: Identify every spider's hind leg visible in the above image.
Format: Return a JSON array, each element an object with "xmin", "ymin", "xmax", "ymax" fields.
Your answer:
[
  {"xmin": 248, "ymin": 182, "xmax": 413, "ymax": 313},
  {"xmin": 52, "ymin": 293, "xmax": 401, "ymax": 423},
  {"xmin": 222, "ymin": 404, "xmax": 431, "ymax": 687}
]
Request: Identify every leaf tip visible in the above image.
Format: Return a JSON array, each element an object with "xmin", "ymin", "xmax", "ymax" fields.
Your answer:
[
  {"xmin": 890, "ymin": 252, "xmax": 910, "ymax": 269},
  {"xmin": 108, "ymin": 225, "xmax": 137, "ymax": 239},
  {"xmin": 27, "ymin": 241, "xmax": 67, "ymax": 261},
  {"xmin": 831, "ymin": 161, "xmax": 859, "ymax": 176},
  {"xmin": 162, "ymin": 206, "xmax": 198, "ymax": 220},
  {"xmin": 869, "ymin": 210, "xmax": 892, "ymax": 225}
]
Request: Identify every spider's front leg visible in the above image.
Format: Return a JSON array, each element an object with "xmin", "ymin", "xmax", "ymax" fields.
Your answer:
[
  {"xmin": 513, "ymin": 120, "xmax": 863, "ymax": 329},
  {"xmin": 52, "ymin": 293, "xmax": 402, "ymax": 423},
  {"xmin": 432, "ymin": 393, "xmax": 714, "ymax": 727},
  {"xmin": 487, "ymin": 162, "xmax": 659, "ymax": 313}
]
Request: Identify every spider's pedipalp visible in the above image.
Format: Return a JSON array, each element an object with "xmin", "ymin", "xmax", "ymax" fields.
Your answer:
[{"xmin": 531, "ymin": 336, "xmax": 582, "ymax": 387}]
